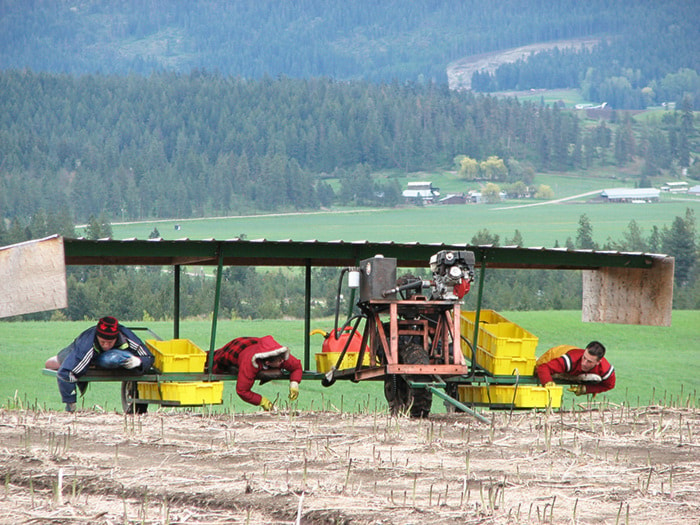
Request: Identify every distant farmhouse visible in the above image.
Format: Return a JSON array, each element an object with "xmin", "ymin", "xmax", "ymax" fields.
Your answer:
[
  {"xmin": 599, "ymin": 188, "xmax": 660, "ymax": 203},
  {"xmin": 438, "ymin": 193, "xmax": 467, "ymax": 205},
  {"xmin": 660, "ymin": 181, "xmax": 689, "ymax": 193},
  {"xmin": 466, "ymin": 190, "xmax": 508, "ymax": 204},
  {"xmin": 402, "ymin": 181, "xmax": 440, "ymax": 203},
  {"xmin": 689, "ymin": 185, "xmax": 700, "ymax": 196}
]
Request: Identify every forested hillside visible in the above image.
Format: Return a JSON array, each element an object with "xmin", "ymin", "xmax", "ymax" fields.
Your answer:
[
  {"xmin": 1, "ymin": 1, "xmax": 698, "ymax": 321},
  {"xmin": 1, "ymin": 71, "xmax": 696, "ymax": 225},
  {"xmin": 1, "ymin": 1, "xmax": 698, "ymax": 107}
]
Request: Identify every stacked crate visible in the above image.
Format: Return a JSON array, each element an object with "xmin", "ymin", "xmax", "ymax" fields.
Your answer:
[
  {"xmin": 138, "ymin": 339, "xmax": 223, "ymax": 406},
  {"xmin": 457, "ymin": 383, "xmax": 563, "ymax": 409},
  {"xmin": 460, "ymin": 309, "xmax": 538, "ymax": 375},
  {"xmin": 459, "ymin": 310, "xmax": 562, "ymax": 409}
]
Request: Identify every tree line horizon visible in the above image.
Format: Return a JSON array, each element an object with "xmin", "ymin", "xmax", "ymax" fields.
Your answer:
[{"xmin": 1, "ymin": 71, "xmax": 697, "ymax": 226}]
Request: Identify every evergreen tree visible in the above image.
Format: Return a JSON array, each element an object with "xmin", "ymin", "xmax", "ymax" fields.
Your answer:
[
  {"xmin": 471, "ymin": 229, "xmax": 500, "ymax": 246},
  {"xmin": 613, "ymin": 117, "xmax": 635, "ymax": 165},
  {"xmin": 505, "ymin": 229, "xmax": 524, "ymax": 247},
  {"xmin": 678, "ymin": 95, "xmax": 694, "ymax": 168},
  {"xmin": 621, "ymin": 220, "xmax": 647, "ymax": 252},
  {"xmin": 84, "ymin": 212, "xmax": 113, "ymax": 240},
  {"xmin": 662, "ymin": 209, "xmax": 697, "ymax": 286},
  {"xmin": 316, "ymin": 181, "xmax": 335, "ymax": 208},
  {"xmin": 648, "ymin": 226, "xmax": 662, "ymax": 253},
  {"xmin": 576, "ymin": 214, "xmax": 597, "ymax": 249}
]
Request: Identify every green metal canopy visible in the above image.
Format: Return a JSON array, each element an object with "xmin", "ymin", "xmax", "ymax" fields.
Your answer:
[
  {"xmin": 1, "ymin": 235, "xmax": 674, "ymax": 349},
  {"xmin": 1, "ymin": 235, "xmax": 674, "ymax": 411},
  {"xmin": 52, "ymin": 235, "xmax": 672, "ymax": 371},
  {"xmin": 61, "ymin": 236, "xmax": 656, "ymax": 270}
]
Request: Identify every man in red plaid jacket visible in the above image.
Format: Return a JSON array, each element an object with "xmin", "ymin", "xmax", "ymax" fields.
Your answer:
[{"xmin": 213, "ymin": 335, "xmax": 302, "ymax": 410}]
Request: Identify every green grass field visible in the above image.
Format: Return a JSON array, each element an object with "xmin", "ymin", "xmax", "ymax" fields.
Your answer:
[
  {"xmin": 2, "ymin": 312, "xmax": 697, "ymax": 414},
  {"xmin": 110, "ymin": 195, "xmax": 700, "ymax": 248},
  {"xmin": 12, "ymin": 173, "xmax": 699, "ymax": 415},
  {"xmin": 493, "ymin": 88, "xmax": 593, "ymax": 108}
]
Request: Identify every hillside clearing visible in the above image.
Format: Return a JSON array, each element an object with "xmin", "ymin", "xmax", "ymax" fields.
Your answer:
[{"xmin": 447, "ymin": 38, "xmax": 601, "ymax": 91}]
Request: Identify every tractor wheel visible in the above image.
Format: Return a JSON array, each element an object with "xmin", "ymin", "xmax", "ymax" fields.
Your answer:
[
  {"xmin": 121, "ymin": 381, "xmax": 148, "ymax": 414},
  {"xmin": 383, "ymin": 343, "xmax": 432, "ymax": 418}
]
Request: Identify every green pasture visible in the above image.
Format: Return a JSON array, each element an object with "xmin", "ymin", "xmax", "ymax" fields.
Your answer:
[
  {"xmin": 373, "ymin": 166, "xmax": 630, "ymax": 198},
  {"xmin": 110, "ymin": 195, "xmax": 700, "ymax": 248},
  {"xmin": 2, "ymin": 312, "xmax": 697, "ymax": 414},
  {"xmin": 493, "ymin": 88, "xmax": 592, "ymax": 108}
]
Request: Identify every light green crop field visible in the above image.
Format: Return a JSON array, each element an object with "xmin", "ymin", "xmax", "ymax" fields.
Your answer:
[
  {"xmin": 14, "ymin": 181, "xmax": 699, "ymax": 415},
  {"xmin": 493, "ymin": 88, "xmax": 593, "ymax": 108},
  {"xmin": 109, "ymin": 196, "xmax": 700, "ymax": 248},
  {"xmin": 2, "ymin": 312, "xmax": 697, "ymax": 414}
]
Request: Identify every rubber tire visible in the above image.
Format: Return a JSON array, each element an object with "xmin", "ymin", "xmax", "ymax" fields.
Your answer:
[
  {"xmin": 384, "ymin": 343, "xmax": 432, "ymax": 418},
  {"xmin": 121, "ymin": 381, "xmax": 148, "ymax": 414},
  {"xmin": 444, "ymin": 383, "xmax": 464, "ymax": 413}
]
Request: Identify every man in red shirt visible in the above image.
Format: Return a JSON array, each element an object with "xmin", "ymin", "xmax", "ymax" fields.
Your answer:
[
  {"xmin": 536, "ymin": 341, "xmax": 615, "ymax": 396},
  {"xmin": 213, "ymin": 335, "xmax": 302, "ymax": 410}
]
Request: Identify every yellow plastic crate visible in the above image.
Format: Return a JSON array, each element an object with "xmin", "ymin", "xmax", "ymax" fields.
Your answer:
[
  {"xmin": 460, "ymin": 310, "xmax": 538, "ymax": 358},
  {"xmin": 484, "ymin": 385, "xmax": 563, "ymax": 408},
  {"xmin": 138, "ymin": 381, "xmax": 223, "ymax": 406},
  {"xmin": 457, "ymin": 385, "xmax": 486, "ymax": 403},
  {"xmin": 315, "ymin": 352, "xmax": 371, "ymax": 373},
  {"xmin": 145, "ymin": 339, "xmax": 207, "ymax": 373},
  {"xmin": 514, "ymin": 385, "xmax": 562, "ymax": 408},
  {"xmin": 461, "ymin": 309, "xmax": 511, "ymax": 329},
  {"xmin": 458, "ymin": 384, "xmax": 562, "ymax": 408},
  {"xmin": 472, "ymin": 346, "xmax": 536, "ymax": 376}
]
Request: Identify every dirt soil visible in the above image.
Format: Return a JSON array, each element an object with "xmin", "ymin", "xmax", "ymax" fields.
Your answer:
[
  {"xmin": 1, "ymin": 404, "xmax": 699, "ymax": 524},
  {"xmin": 446, "ymin": 38, "xmax": 600, "ymax": 91}
]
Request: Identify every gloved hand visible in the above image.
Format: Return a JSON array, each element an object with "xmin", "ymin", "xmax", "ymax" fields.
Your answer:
[
  {"xmin": 289, "ymin": 381, "xmax": 299, "ymax": 401},
  {"xmin": 259, "ymin": 397, "xmax": 274, "ymax": 411},
  {"xmin": 568, "ymin": 385, "xmax": 587, "ymax": 396},
  {"xmin": 123, "ymin": 356, "xmax": 142, "ymax": 369},
  {"xmin": 544, "ymin": 381, "xmax": 556, "ymax": 388}
]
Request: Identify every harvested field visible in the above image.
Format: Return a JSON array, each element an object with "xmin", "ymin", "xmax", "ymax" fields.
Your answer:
[{"xmin": 1, "ymin": 404, "xmax": 698, "ymax": 524}]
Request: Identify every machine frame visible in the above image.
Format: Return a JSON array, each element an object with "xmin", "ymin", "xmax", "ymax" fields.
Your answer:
[{"xmin": 1, "ymin": 235, "xmax": 674, "ymax": 418}]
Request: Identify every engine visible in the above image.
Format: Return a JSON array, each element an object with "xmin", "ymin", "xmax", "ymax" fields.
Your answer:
[
  {"xmin": 359, "ymin": 250, "xmax": 476, "ymax": 302},
  {"xmin": 429, "ymin": 250, "xmax": 475, "ymax": 300}
]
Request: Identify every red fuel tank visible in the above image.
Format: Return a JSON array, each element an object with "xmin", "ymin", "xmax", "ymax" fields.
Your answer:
[{"xmin": 319, "ymin": 327, "xmax": 367, "ymax": 354}]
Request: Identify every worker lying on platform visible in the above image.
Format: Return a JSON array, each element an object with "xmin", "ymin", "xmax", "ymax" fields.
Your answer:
[
  {"xmin": 212, "ymin": 335, "xmax": 302, "ymax": 411},
  {"xmin": 535, "ymin": 341, "xmax": 616, "ymax": 396},
  {"xmin": 45, "ymin": 316, "xmax": 155, "ymax": 412}
]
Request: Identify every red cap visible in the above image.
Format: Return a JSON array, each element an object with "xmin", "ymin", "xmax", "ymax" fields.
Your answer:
[{"xmin": 96, "ymin": 316, "xmax": 119, "ymax": 339}]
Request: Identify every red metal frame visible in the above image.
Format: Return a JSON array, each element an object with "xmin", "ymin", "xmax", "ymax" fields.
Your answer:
[{"xmin": 352, "ymin": 298, "xmax": 468, "ymax": 381}]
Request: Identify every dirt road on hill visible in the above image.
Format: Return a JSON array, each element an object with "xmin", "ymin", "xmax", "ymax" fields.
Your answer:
[
  {"xmin": 1, "ymin": 404, "xmax": 698, "ymax": 524},
  {"xmin": 493, "ymin": 190, "xmax": 602, "ymax": 210},
  {"xmin": 447, "ymin": 38, "xmax": 600, "ymax": 91}
]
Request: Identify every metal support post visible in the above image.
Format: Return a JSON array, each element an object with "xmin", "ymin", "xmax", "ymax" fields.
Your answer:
[{"xmin": 206, "ymin": 246, "xmax": 225, "ymax": 380}]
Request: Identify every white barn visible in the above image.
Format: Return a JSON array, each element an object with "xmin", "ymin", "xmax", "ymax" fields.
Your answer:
[
  {"xmin": 402, "ymin": 181, "xmax": 440, "ymax": 203},
  {"xmin": 600, "ymin": 188, "xmax": 660, "ymax": 203}
]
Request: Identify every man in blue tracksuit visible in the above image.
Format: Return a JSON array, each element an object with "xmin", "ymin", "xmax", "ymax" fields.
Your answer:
[{"xmin": 53, "ymin": 316, "xmax": 154, "ymax": 412}]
